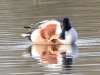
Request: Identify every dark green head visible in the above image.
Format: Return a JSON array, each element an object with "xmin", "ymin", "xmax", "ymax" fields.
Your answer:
[
  {"xmin": 63, "ymin": 18, "xmax": 72, "ymax": 31},
  {"xmin": 59, "ymin": 18, "xmax": 72, "ymax": 39}
]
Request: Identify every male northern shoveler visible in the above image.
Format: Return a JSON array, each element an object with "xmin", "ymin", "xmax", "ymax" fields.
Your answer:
[{"xmin": 21, "ymin": 18, "xmax": 78, "ymax": 45}]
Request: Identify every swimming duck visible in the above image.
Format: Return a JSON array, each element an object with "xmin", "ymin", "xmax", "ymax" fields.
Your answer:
[{"xmin": 21, "ymin": 18, "xmax": 78, "ymax": 45}]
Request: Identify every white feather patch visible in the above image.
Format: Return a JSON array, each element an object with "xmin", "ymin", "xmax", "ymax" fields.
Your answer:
[{"xmin": 21, "ymin": 34, "xmax": 30, "ymax": 37}]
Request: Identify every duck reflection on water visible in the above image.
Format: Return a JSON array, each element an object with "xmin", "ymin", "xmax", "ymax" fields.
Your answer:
[{"xmin": 23, "ymin": 44, "xmax": 78, "ymax": 70}]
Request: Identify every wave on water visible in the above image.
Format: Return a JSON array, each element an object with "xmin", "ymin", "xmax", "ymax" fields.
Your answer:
[{"xmin": 76, "ymin": 38, "xmax": 100, "ymax": 47}]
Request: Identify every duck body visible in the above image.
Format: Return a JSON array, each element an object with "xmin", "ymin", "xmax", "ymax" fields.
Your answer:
[
  {"xmin": 31, "ymin": 20, "xmax": 61, "ymax": 44},
  {"xmin": 21, "ymin": 18, "xmax": 78, "ymax": 45}
]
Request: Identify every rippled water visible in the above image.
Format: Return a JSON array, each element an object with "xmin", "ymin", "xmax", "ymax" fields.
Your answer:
[{"xmin": 0, "ymin": 0, "xmax": 100, "ymax": 75}]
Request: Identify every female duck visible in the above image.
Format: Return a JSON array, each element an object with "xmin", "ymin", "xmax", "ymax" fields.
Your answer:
[{"xmin": 21, "ymin": 18, "xmax": 78, "ymax": 45}]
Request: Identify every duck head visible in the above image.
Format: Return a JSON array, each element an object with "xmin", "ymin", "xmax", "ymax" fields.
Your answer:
[
  {"xmin": 59, "ymin": 18, "xmax": 72, "ymax": 39},
  {"xmin": 63, "ymin": 18, "xmax": 72, "ymax": 31}
]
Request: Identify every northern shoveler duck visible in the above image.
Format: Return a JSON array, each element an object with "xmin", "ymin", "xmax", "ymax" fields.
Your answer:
[{"xmin": 21, "ymin": 18, "xmax": 78, "ymax": 45}]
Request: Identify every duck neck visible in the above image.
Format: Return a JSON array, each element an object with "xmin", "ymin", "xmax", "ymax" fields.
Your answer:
[
  {"xmin": 65, "ymin": 21, "xmax": 72, "ymax": 31},
  {"xmin": 59, "ymin": 28, "xmax": 66, "ymax": 40},
  {"xmin": 59, "ymin": 25, "xmax": 72, "ymax": 40}
]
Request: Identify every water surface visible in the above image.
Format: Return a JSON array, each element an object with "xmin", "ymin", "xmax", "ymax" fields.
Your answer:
[{"xmin": 0, "ymin": 0, "xmax": 100, "ymax": 75}]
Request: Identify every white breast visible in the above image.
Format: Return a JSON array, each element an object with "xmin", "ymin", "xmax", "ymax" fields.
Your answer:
[{"xmin": 58, "ymin": 28, "xmax": 78, "ymax": 44}]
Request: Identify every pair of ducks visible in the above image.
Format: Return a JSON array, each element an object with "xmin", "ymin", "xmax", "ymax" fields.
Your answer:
[{"xmin": 21, "ymin": 18, "xmax": 78, "ymax": 45}]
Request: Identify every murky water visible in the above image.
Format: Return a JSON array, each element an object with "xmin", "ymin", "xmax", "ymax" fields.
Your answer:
[{"xmin": 0, "ymin": 0, "xmax": 100, "ymax": 75}]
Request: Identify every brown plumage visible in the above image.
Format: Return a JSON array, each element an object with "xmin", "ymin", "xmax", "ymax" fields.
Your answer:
[
  {"xmin": 39, "ymin": 24, "xmax": 56, "ymax": 40},
  {"xmin": 34, "ymin": 45, "xmax": 60, "ymax": 64}
]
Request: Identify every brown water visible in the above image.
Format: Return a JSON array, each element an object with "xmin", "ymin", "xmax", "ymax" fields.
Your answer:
[{"xmin": 0, "ymin": 0, "xmax": 100, "ymax": 75}]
